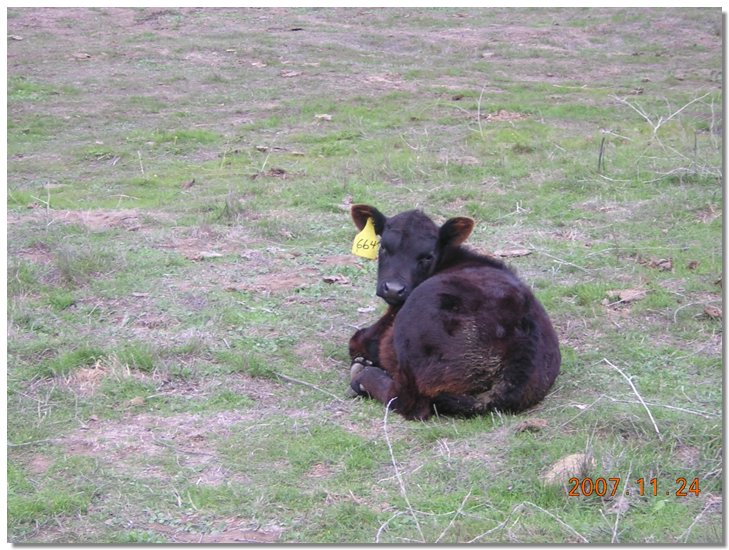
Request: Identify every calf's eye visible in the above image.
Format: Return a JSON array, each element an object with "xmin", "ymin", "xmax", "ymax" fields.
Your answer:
[{"xmin": 418, "ymin": 254, "xmax": 434, "ymax": 267}]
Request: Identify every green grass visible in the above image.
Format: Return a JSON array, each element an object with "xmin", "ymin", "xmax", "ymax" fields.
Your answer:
[
  {"xmin": 7, "ymin": 6, "xmax": 722, "ymax": 544},
  {"xmin": 36, "ymin": 347, "xmax": 106, "ymax": 378}
]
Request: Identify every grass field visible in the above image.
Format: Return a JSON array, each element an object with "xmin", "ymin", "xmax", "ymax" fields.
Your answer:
[{"xmin": 6, "ymin": 7, "xmax": 723, "ymax": 543}]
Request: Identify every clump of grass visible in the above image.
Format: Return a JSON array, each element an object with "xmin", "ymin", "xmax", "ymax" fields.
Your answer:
[
  {"xmin": 99, "ymin": 376, "xmax": 155, "ymax": 402},
  {"xmin": 216, "ymin": 350, "xmax": 276, "ymax": 379},
  {"xmin": 117, "ymin": 343, "xmax": 156, "ymax": 373},
  {"xmin": 8, "ymin": 76, "xmax": 79, "ymax": 102},
  {"xmin": 53, "ymin": 244, "xmax": 115, "ymax": 288},
  {"xmin": 8, "ymin": 480, "xmax": 94, "ymax": 529},
  {"xmin": 215, "ymin": 191, "xmax": 246, "ymax": 224},
  {"xmin": 47, "ymin": 289, "xmax": 76, "ymax": 311},
  {"xmin": 194, "ymin": 389, "xmax": 255, "ymax": 412},
  {"xmin": 128, "ymin": 95, "xmax": 168, "ymax": 113},
  {"xmin": 8, "ymin": 261, "xmax": 42, "ymax": 296},
  {"xmin": 8, "ymin": 456, "xmax": 98, "ymax": 534},
  {"xmin": 108, "ymin": 531, "xmax": 167, "ymax": 544},
  {"xmin": 37, "ymin": 347, "xmax": 105, "ymax": 378}
]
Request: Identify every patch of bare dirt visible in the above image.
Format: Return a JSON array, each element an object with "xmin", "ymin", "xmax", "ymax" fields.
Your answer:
[
  {"xmin": 58, "ymin": 209, "xmax": 143, "ymax": 231},
  {"xmin": 482, "ymin": 109, "xmax": 528, "ymax": 122},
  {"xmin": 63, "ymin": 362, "xmax": 114, "ymax": 396},
  {"xmin": 307, "ymin": 462, "xmax": 335, "ymax": 479},
  {"xmin": 28, "ymin": 454, "xmax": 53, "ymax": 475},
  {"xmin": 159, "ymin": 225, "xmax": 262, "ymax": 263},
  {"xmin": 17, "ymin": 241, "xmax": 53, "ymax": 264},
  {"xmin": 674, "ymin": 444, "xmax": 700, "ymax": 469},
  {"xmin": 431, "ymin": 425, "xmax": 511, "ymax": 465},
  {"xmin": 8, "ymin": 208, "xmax": 174, "ymax": 232},
  {"xmin": 62, "ymin": 409, "xmax": 256, "ymax": 487},
  {"xmin": 513, "ymin": 418, "xmax": 548, "ymax": 433},
  {"xmin": 225, "ymin": 267, "xmax": 319, "ymax": 294},
  {"xmin": 576, "ymin": 198, "xmax": 649, "ymax": 221},
  {"xmin": 317, "ymin": 254, "xmax": 362, "ymax": 268},
  {"xmin": 360, "ymin": 72, "xmax": 415, "ymax": 92},
  {"xmin": 696, "ymin": 203, "xmax": 721, "ymax": 223},
  {"xmin": 61, "ymin": 357, "xmax": 168, "ymax": 397},
  {"xmin": 148, "ymin": 518, "xmax": 283, "ymax": 543}
]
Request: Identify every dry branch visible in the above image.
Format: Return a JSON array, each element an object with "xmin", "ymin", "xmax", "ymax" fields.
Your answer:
[
  {"xmin": 611, "ymin": 462, "xmax": 632, "ymax": 543},
  {"xmin": 603, "ymin": 359, "xmax": 662, "ymax": 440},
  {"xmin": 469, "ymin": 501, "xmax": 589, "ymax": 543},
  {"xmin": 435, "ymin": 488, "xmax": 472, "ymax": 543},
  {"xmin": 612, "ymin": 92, "xmax": 712, "ymax": 135},
  {"xmin": 274, "ymin": 372, "xmax": 345, "ymax": 403},
  {"xmin": 382, "ymin": 398, "xmax": 425, "ymax": 543}
]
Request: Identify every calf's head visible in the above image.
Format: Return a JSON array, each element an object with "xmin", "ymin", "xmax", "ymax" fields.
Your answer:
[{"xmin": 351, "ymin": 204, "xmax": 474, "ymax": 306}]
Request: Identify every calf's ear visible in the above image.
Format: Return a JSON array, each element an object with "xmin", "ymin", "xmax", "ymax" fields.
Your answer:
[
  {"xmin": 351, "ymin": 204, "xmax": 387, "ymax": 235},
  {"xmin": 438, "ymin": 217, "xmax": 475, "ymax": 248}
]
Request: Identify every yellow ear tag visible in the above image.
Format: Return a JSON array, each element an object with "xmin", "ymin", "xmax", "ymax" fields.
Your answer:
[{"xmin": 352, "ymin": 217, "xmax": 380, "ymax": 260}]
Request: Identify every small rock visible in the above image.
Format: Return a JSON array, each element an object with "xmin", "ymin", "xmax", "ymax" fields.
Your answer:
[
  {"xmin": 605, "ymin": 288, "xmax": 647, "ymax": 305},
  {"xmin": 704, "ymin": 305, "xmax": 722, "ymax": 320},
  {"xmin": 608, "ymin": 495, "xmax": 631, "ymax": 514},
  {"xmin": 649, "ymin": 258, "xmax": 673, "ymax": 271},
  {"xmin": 514, "ymin": 418, "xmax": 548, "ymax": 433},
  {"xmin": 322, "ymin": 274, "xmax": 350, "ymax": 285},
  {"xmin": 541, "ymin": 453, "xmax": 595, "ymax": 485}
]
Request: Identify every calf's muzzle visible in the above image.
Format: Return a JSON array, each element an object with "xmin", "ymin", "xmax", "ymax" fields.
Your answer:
[{"xmin": 378, "ymin": 281, "xmax": 407, "ymax": 304}]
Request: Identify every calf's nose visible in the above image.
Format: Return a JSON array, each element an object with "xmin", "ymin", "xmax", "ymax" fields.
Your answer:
[{"xmin": 381, "ymin": 281, "xmax": 406, "ymax": 302}]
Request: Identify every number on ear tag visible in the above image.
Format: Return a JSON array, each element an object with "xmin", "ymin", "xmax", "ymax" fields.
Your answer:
[{"xmin": 351, "ymin": 217, "xmax": 380, "ymax": 260}]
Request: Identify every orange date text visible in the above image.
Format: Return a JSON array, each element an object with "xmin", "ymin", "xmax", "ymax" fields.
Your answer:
[{"xmin": 567, "ymin": 477, "xmax": 700, "ymax": 497}]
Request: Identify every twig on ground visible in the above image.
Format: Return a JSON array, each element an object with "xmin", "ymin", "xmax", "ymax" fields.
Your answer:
[
  {"xmin": 611, "ymin": 461, "xmax": 632, "ymax": 543},
  {"xmin": 383, "ymin": 398, "xmax": 425, "ymax": 543},
  {"xmin": 638, "ymin": 400, "xmax": 721, "ymax": 419},
  {"xmin": 30, "ymin": 187, "xmax": 51, "ymax": 215},
  {"xmin": 476, "ymin": 84, "xmax": 487, "ymax": 139},
  {"xmin": 523, "ymin": 501, "xmax": 589, "ymax": 543},
  {"xmin": 559, "ymin": 392, "xmax": 718, "ymax": 434},
  {"xmin": 7, "ymin": 438, "xmax": 62, "ymax": 448},
  {"xmin": 376, "ymin": 511, "xmax": 406, "ymax": 543},
  {"xmin": 557, "ymin": 396, "xmax": 605, "ymax": 431},
  {"xmin": 612, "ymin": 92, "xmax": 712, "ymax": 135},
  {"xmin": 603, "ymin": 359, "xmax": 662, "ymax": 440},
  {"xmin": 152, "ymin": 438, "xmax": 215, "ymax": 457},
  {"xmin": 673, "ymin": 299, "xmax": 722, "ymax": 323},
  {"xmin": 435, "ymin": 488, "xmax": 472, "ymax": 543},
  {"xmin": 274, "ymin": 372, "xmax": 345, "ymax": 403},
  {"xmin": 597, "ymin": 135, "xmax": 607, "ymax": 173},
  {"xmin": 469, "ymin": 501, "xmax": 589, "ymax": 543},
  {"xmin": 468, "ymin": 513, "xmax": 514, "ymax": 543},
  {"xmin": 679, "ymin": 496, "xmax": 719, "ymax": 543},
  {"xmin": 527, "ymin": 244, "xmax": 593, "ymax": 274}
]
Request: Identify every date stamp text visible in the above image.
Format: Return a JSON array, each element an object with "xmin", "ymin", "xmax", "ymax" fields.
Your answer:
[{"xmin": 567, "ymin": 477, "xmax": 701, "ymax": 497}]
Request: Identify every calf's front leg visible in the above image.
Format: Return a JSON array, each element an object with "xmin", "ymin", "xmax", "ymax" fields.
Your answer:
[{"xmin": 348, "ymin": 306, "xmax": 398, "ymax": 365}]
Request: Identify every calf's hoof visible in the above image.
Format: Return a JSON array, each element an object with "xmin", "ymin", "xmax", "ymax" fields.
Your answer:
[
  {"xmin": 347, "ymin": 357, "xmax": 372, "ymax": 397},
  {"xmin": 350, "ymin": 357, "xmax": 373, "ymax": 381}
]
